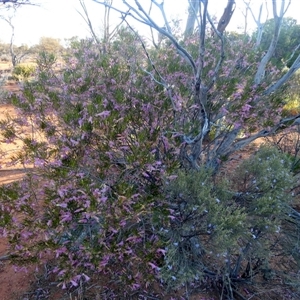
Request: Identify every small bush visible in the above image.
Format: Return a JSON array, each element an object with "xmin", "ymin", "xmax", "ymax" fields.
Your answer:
[
  {"xmin": 12, "ymin": 63, "xmax": 36, "ymax": 81},
  {"xmin": 283, "ymin": 98, "xmax": 300, "ymax": 116},
  {"xmin": 158, "ymin": 146, "xmax": 299, "ymax": 298},
  {"xmin": 160, "ymin": 169, "xmax": 245, "ymax": 288}
]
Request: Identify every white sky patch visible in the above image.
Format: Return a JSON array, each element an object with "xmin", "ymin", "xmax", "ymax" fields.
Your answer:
[{"xmin": 0, "ymin": 0, "xmax": 299, "ymax": 46}]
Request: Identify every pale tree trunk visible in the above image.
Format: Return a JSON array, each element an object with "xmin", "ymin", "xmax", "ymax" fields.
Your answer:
[
  {"xmin": 184, "ymin": 0, "xmax": 200, "ymax": 37},
  {"xmin": 103, "ymin": 0, "xmax": 113, "ymax": 54},
  {"xmin": 254, "ymin": 0, "xmax": 290, "ymax": 85},
  {"xmin": 241, "ymin": 1, "xmax": 249, "ymax": 35},
  {"xmin": 254, "ymin": 2, "xmax": 265, "ymax": 49},
  {"xmin": 9, "ymin": 20, "xmax": 17, "ymax": 67}
]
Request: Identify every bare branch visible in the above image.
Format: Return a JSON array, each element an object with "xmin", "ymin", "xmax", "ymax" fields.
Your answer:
[
  {"xmin": 93, "ymin": 0, "xmax": 197, "ymax": 74},
  {"xmin": 0, "ymin": 0, "xmax": 30, "ymax": 2},
  {"xmin": 243, "ymin": 0, "xmax": 268, "ymax": 48},
  {"xmin": 77, "ymin": 0, "xmax": 101, "ymax": 45},
  {"xmin": 196, "ymin": 0, "xmax": 208, "ymax": 81},
  {"xmin": 225, "ymin": 113, "xmax": 300, "ymax": 156},
  {"xmin": 285, "ymin": 43, "xmax": 300, "ymax": 65},
  {"xmin": 207, "ymin": 12, "xmax": 222, "ymax": 39},
  {"xmin": 0, "ymin": 0, "xmax": 38, "ymax": 9},
  {"xmin": 103, "ymin": 0, "xmax": 112, "ymax": 43},
  {"xmin": 264, "ymin": 54, "xmax": 300, "ymax": 95},
  {"xmin": 282, "ymin": 0, "xmax": 291, "ymax": 16},
  {"xmin": 151, "ymin": 0, "xmax": 171, "ymax": 33},
  {"xmin": 147, "ymin": 1, "xmax": 158, "ymax": 48},
  {"xmin": 124, "ymin": 19, "xmax": 177, "ymax": 112},
  {"xmin": 240, "ymin": 0, "xmax": 250, "ymax": 35},
  {"xmin": 0, "ymin": 0, "xmax": 31, "ymax": 4}
]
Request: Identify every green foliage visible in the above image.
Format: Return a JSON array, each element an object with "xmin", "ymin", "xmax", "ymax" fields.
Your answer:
[
  {"xmin": 159, "ymin": 146, "xmax": 299, "ymax": 297},
  {"xmin": 12, "ymin": 63, "xmax": 36, "ymax": 81},
  {"xmin": 233, "ymin": 146, "xmax": 295, "ymax": 228},
  {"xmin": 160, "ymin": 169, "xmax": 246, "ymax": 287},
  {"xmin": 35, "ymin": 51, "xmax": 57, "ymax": 82},
  {"xmin": 283, "ymin": 70, "xmax": 300, "ymax": 116},
  {"xmin": 257, "ymin": 17, "xmax": 300, "ymax": 68}
]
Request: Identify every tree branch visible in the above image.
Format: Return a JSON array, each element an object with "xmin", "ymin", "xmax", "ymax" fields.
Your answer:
[
  {"xmin": 93, "ymin": 0, "xmax": 197, "ymax": 74},
  {"xmin": 184, "ymin": 0, "xmax": 200, "ymax": 37},
  {"xmin": 264, "ymin": 54, "xmax": 300, "ymax": 95},
  {"xmin": 77, "ymin": 0, "xmax": 101, "ymax": 46}
]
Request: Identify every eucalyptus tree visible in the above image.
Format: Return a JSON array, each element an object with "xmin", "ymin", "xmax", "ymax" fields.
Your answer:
[{"xmin": 0, "ymin": 0, "xmax": 38, "ymax": 65}]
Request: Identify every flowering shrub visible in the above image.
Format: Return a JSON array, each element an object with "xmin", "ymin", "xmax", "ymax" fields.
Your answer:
[
  {"xmin": 1, "ymin": 31, "xmax": 173, "ymax": 291},
  {"xmin": 0, "ymin": 27, "xmax": 300, "ymax": 298}
]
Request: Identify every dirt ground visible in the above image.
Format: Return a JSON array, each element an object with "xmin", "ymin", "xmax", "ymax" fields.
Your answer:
[{"xmin": 0, "ymin": 81, "xmax": 41, "ymax": 299}]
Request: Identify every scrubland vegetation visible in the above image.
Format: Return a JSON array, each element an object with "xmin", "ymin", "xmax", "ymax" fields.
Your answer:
[{"xmin": 1, "ymin": 0, "xmax": 300, "ymax": 299}]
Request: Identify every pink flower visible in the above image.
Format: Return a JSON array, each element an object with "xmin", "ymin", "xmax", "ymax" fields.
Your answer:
[
  {"xmin": 96, "ymin": 111, "xmax": 110, "ymax": 118},
  {"xmin": 156, "ymin": 248, "xmax": 166, "ymax": 256},
  {"xmin": 148, "ymin": 262, "xmax": 160, "ymax": 271}
]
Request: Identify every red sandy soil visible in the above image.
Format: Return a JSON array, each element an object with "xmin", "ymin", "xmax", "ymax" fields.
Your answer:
[{"xmin": 0, "ymin": 83, "xmax": 46, "ymax": 300}]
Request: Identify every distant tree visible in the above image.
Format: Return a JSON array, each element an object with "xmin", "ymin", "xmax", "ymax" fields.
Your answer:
[
  {"xmin": 184, "ymin": 0, "xmax": 235, "ymax": 37},
  {"xmin": 243, "ymin": 0, "xmax": 268, "ymax": 49},
  {"xmin": 0, "ymin": 0, "xmax": 36, "ymax": 66},
  {"xmin": 0, "ymin": 8, "xmax": 32, "ymax": 66},
  {"xmin": 36, "ymin": 36, "xmax": 62, "ymax": 54},
  {"xmin": 0, "ymin": 40, "xmax": 9, "ymax": 55},
  {"xmin": 0, "ymin": 9, "xmax": 17, "ymax": 65}
]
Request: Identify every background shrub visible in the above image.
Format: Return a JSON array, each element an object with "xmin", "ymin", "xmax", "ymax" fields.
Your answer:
[{"xmin": 12, "ymin": 63, "xmax": 36, "ymax": 81}]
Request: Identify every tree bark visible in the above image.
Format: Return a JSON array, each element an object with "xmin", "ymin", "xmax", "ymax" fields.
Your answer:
[{"xmin": 217, "ymin": 0, "xmax": 236, "ymax": 34}]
